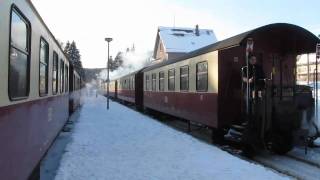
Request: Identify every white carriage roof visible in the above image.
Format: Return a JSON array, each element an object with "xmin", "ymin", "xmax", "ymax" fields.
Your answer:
[{"xmin": 158, "ymin": 26, "xmax": 217, "ymax": 53}]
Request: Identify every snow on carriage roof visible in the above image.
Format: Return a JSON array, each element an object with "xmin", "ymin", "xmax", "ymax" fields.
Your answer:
[{"xmin": 158, "ymin": 26, "xmax": 217, "ymax": 53}]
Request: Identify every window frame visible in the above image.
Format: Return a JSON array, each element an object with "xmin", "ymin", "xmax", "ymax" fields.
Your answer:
[
  {"xmin": 65, "ymin": 65, "xmax": 69, "ymax": 92},
  {"xmin": 145, "ymin": 74, "xmax": 150, "ymax": 91},
  {"xmin": 159, "ymin": 71, "xmax": 165, "ymax": 91},
  {"xmin": 168, "ymin": 69, "xmax": 175, "ymax": 91},
  {"xmin": 8, "ymin": 5, "xmax": 31, "ymax": 101},
  {"xmin": 152, "ymin": 73, "xmax": 157, "ymax": 91},
  {"xmin": 52, "ymin": 51, "xmax": 59, "ymax": 95},
  {"xmin": 39, "ymin": 37, "xmax": 49, "ymax": 96},
  {"xmin": 196, "ymin": 61, "xmax": 208, "ymax": 92},
  {"xmin": 60, "ymin": 59, "xmax": 64, "ymax": 93},
  {"xmin": 180, "ymin": 65, "xmax": 189, "ymax": 92}
]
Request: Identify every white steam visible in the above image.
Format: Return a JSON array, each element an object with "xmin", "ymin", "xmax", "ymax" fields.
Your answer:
[{"xmin": 99, "ymin": 50, "xmax": 152, "ymax": 81}]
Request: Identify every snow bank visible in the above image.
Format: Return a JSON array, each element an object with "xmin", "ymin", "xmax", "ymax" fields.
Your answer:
[{"xmin": 54, "ymin": 96, "xmax": 288, "ymax": 180}]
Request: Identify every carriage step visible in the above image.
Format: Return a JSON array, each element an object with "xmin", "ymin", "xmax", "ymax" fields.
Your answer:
[
  {"xmin": 224, "ymin": 131, "xmax": 242, "ymax": 143},
  {"xmin": 224, "ymin": 128, "xmax": 243, "ymax": 143},
  {"xmin": 229, "ymin": 128, "xmax": 243, "ymax": 137},
  {"xmin": 231, "ymin": 124, "xmax": 246, "ymax": 132}
]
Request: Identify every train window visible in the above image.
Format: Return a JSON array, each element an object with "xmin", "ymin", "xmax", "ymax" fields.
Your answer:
[
  {"xmin": 196, "ymin": 62, "xmax": 208, "ymax": 91},
  {"xmin": 168, "ymin": 69, "xmax": 175, "ymax": 91},
  {"xmin": 74, "ymin": 77, "xmax": 77, "ymax": 90},
  {"xmin": 9, "ymin": 7, "xmax": 31, "ymax": 100},
  {"xmin": 159, "ymin": 71, "xmax": 165, "ymax": 91},
  {"xmin": 11, "ymin": 8, "xmax": 29, "ymax": 52},
  {"xmin": 60, "ymin": 60, "xmax": 64, "ymax": 93},
  {"xmin": 129, "ymin": 78, "xmax": 131, "ymax": 90},
  {"xmin": 152, "ymin": 73, "xmax": 157, "ymax": 91},
  {"xmin": 65, "ymin": 65, "xmax": 69, "ymax": 92},
  {"xmin": 39, "ymin": 38, "xmax": 49, "ymax": 96},
  {"xmin": 73, "ymin": 74, "xmax": 76, "ymax": 91},
  {"xmin": 76, "ymin": 77, "xmax": 79, "ymax": 90},
  {"xmin": 146, "ymin": 75, "xmax": 150, "ymax": 91},
  {"xmin": 52, "ymin": 52, "xmax": 59, "ymax": 94},
  {"xmin": 132, "ymin": 77, "xmax": 135, "ymax": 90},
  {"xmin": 180, "ymin": 66, "xmax": 189, "ymax": 91}
]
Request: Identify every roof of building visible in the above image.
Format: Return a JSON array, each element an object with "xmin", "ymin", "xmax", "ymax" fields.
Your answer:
[
  {"xmin": 155, "ymin": 26, "xmax": 217, "ymax": 54},
  {"xmin": 146, "ymin": 23, "xmax": 320, "ymax": 72}
]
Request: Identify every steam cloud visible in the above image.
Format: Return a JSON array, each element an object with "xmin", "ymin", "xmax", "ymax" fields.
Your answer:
[{"xmin": 98, "ymin": 50, "xmax": 152, "ymax": 81}]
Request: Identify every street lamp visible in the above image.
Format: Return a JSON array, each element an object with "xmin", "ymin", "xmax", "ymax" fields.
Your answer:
[{"xmin": 105, "ymin": 37, "xmax": 113, "ymax": 110}]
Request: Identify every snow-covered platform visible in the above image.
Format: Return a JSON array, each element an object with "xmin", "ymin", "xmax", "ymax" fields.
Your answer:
[{"xmin": 48, "ymin": 96, "xmax": 289, "ymax": 180}]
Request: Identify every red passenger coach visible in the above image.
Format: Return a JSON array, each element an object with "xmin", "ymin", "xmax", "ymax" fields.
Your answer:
[
  {"xmin": 0, "ymin": 1, "xmax": 82, "ymax": 179},
  {"xmin": 143, "ymin": 23, "xmax": 320, "ymax": 153},
  {"xmin": 69, "ymin": 65, "xmax": 82, "ymax": 114},
  {"xmin": 117, "ymin": 69, "xmax": 144, "ymax": 109},
  {"xmin": 108, "ymin": 80, "xmax": 118, "ymax": 99}
]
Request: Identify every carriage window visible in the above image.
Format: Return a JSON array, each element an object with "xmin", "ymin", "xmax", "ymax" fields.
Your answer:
[
  {"xmin": 146, "ymin": 75, "xmax": 150, "ymax": 91},
  {"xmin": 52, "ymin": 52, "xmax": 58, "ymax": 94},
  {"xmin": 39, "ymin": 38, "xmax": 49, "ymax": 96},
  {"xmin": 168, "ymin": 69, "xmax": 175, "ymax": 91},
  {"xmin": 73, "ymin": 74, "xmax": 75, "ymax": 91},
  {"xmin": 9, "ymin": 8, "xmax": 30, "ymax": 99},
  {"xmin": 196, "ymin": 62, "xmax": 208, "ymax": 91},
  {"xmin": 65, "ymin": 65, "xmax": 69, "ymax": 92},
  {"xmin": 152, "ymin": 73, "xmax": 157, "ymax": 91},
  {"xmin": 60, "ymin": 60, "xmax": 64, "ymax": 93},
  {"xmin": 159, "ymin": 71, "xmax": 164, "ymax": 91},
  {"xmin": 180, "ymin": 66, "xmax": 189, "ymax": 91},
  {"xmin": 132, "ymin": 77, "xmax": 135, "ymax": 90}
]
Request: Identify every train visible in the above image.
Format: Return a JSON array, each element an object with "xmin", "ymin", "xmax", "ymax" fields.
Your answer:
[
  {"xmin": 0, "ymin": 1, "xmax": 83, "ymax": 179},
  {"xmin": 103, "ymin": 23, "xmax": 320, "ymax": 155}
]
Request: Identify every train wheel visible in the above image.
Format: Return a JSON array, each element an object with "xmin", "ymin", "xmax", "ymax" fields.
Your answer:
[{"xmin": 268, "ymin": 132, "xmax": 293, "ymax": 155}]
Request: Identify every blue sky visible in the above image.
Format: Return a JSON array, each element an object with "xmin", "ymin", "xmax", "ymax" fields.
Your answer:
[
  {"xmin": 168, "ymin": 0, "xmax": 320, "ymax": 36},
  {"xmin": 32, "ymin": 0, "xmax": 320, "ymax": 68}
]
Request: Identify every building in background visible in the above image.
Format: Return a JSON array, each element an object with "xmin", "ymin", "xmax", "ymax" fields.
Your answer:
[
  {"xmin": 152, "ymin": 25, "xmax": 217, "ymax": 62},
  {"xmin": 296, "ymin": 53, "xmax": 320, "ymax": 84}
]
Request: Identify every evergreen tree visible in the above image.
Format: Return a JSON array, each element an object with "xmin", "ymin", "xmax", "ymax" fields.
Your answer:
[
  {"xmin": 111, "ymin": 52, "xmax": 124, "ymax": 71},
  {"xmin": 64, "ymin": 41, "xmax": 71, "ymax": 54},
  {"xmin": 64, "ymin": 40, "xmax": 84, "ymax": 77}
]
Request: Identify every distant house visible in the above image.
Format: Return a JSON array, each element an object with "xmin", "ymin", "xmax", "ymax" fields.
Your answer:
[
  {"xmin": 153, "ymin": 25, "xmax": 217, "ymax": 62},
  {"xmin": 296, "ymin": 53, "xmax": 320, "ymax": 83}
]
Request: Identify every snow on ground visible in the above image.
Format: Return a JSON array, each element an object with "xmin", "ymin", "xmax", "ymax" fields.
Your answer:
[
  {"xmin": 54, "ymin": 95, "xmax": 289, "ymax": 180},
  {"xmin": 314, "ymin": 138, "xmax": 320, "ymax": 146}
]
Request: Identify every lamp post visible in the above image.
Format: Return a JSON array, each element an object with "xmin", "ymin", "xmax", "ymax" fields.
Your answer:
[{"xmin": 105, "ymin": 37, "xmax": 113, "ymax": 110}]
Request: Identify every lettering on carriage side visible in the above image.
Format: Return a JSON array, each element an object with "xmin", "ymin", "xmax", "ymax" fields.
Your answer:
[
  {"xmin": 200, "ymin": 94, "xmax": 204, "ymax": 101},
  {"xmin": 234, "ymin": 57, "xmax": 239, "ymax": 63}
]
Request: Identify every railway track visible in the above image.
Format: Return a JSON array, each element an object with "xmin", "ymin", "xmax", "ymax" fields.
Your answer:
[
  {"xmin": 115, "ymin": 99, "xmax": 320, "ymax": 180},
  {"xmin": 254, "ymin": 149, "xmax": 320, "ymax": 180}
]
